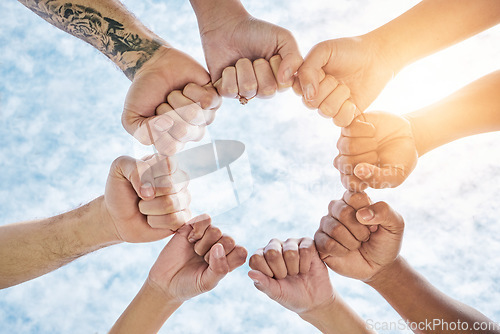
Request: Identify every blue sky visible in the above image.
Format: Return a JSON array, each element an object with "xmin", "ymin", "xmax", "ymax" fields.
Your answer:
[{"xmin": 1, "ymin": 0, "xmax": 499, "ymax": 333}]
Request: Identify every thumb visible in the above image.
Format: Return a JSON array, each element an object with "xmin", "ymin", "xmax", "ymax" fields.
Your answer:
[
  {"xmin": 354, "ymin": 163, "xmax": 405, "ymax": 189},
  {"xmin": 131, "ymin": 113, "xmax": 174, "ymax": 146},
  {"xmin": 248, "ymin": 270, "xmax": 280, "ymax": 300},
  {"xmin": 277, "ymin": 38, "xmax": 303, "ymax": 87},
  {"xmin": 200, "ymin": 243, "xmax": 230, "ymax": 292},
  {"xmin": 111, "ymin": 156, "xmax": 156, "ymax": 200},
  {"xmin": 297, "ymin": 43, "xmax": 330, "ymax": 101},
  {"xmin": 356, "ymin": 201, "xmax": 404, "ymax": 234}
]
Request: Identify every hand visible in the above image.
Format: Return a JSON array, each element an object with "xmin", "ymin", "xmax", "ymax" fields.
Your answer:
[
  {"xmin": 296, "ymin": 36, "xmax": 394, "ymax": 126},
  {"xmin": 198, "ymin": 11, "xmax": 302, "ymax": 99},
  {"xmin": 103, "ymin": 154, "xmax": 191, "ymax": 243},
  {"xmin": 148, "ymin": 214, "xmax": 247, "ymax": 303},
  {"xmin": 122, "ymin": 46, "xmax": 221, "ymax": 155},
  {"xmin": 314, "ymin": 191, "xmax": 404, "ymax": 282},
  {"xmin": 248, "ymin": 237, "xmax": 334, "ymax": 315},
  {"xmin": 335, "ymin": 111, "xmax": 418, "ymax": 191}
]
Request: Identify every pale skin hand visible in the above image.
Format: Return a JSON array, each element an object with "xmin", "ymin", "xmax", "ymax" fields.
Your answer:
[
  {"xmin": 296, "ymin": 36, "xmax": 393, "ymax": 127},
  {"xmin": 190, "ymin": 0, "xmax": 302, "ymax": 100},
  {"xmin": 17, "ymin": 0, "xmax": 221, "ymax": 156},
  {"xmin": 334, "ymin": 112, "xmax": 418, "ymax": 191},
  {"xmin": 248, "ymin": 237, "xmax": 374, "ymax": 334},
  {"xmin": 314, "ymin": 191, "xmax": 404, "ymax": 282},
  {"xmin": 110, "ymin": 214, "xmax": 248, "ymax": 333},
  {"xmin": 104, "ymin": 154, "xmax": 192, "ymax": 243}
]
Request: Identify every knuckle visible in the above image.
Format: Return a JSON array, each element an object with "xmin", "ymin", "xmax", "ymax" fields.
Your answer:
[
  {"xmin": 338, "ymin": 206, "xmax": 354, "ymax": 222},
  {"xmin": 264, "ymin": 248, "xmax": 281, "ymax": 260}
]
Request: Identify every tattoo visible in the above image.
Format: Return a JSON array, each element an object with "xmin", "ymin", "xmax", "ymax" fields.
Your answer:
[{"xmin": 18, "ymin": 0, "xmax": 162, "ymax": 79}]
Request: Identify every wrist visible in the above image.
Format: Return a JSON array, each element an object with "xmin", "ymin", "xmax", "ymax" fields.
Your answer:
[
  {"xmin": 363, "ymin": 28, "xmax": 405, "ymax": 77},
  {"xmin": 403, "ymin": 111, "xmax": 429, "ymax": 157},
  {"xmin": 365, "ymin": 256, "xmax": 405, "ymax": 290},
  {"xmin": 97, "ymin": 196, "xmax": 124, "ymax": 244},
  {"xmin": 190, "ymin": 0, "xmax": 249, "ymax": 35},
  {"xmin": 144, "ymin": 276, "xmax": 184, "ymax": 310},
  {"xmin": 299, "ymin": 297, "xmax": 337, "ymax": 322}
]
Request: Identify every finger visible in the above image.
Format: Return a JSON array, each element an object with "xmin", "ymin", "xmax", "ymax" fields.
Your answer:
[
  {"xmin": 194, "ymin": 225, "xmax": 223, "ymax": 257},
  {"xmin": 253, "ymin": 59, "xmax": 277, "ymax": 98},
  {"xmin": 187, "ymin": 213, "xmax": 212, "ymax": 243},
  {"xmin": 356, "ymin": 201, "xmax": 404, "ymax": 234},
  {"xmin": 298, "ymin": 42, "xmax": 331, "ymax": 101},
  {"xmin": 313, "ymin": 229, "xmax": 350, "ymax": 259},
  {"xmin": 249, "ymin": 248, "xmax": 274, "ymax": 277},
  {"xmin": 146, "ymin": 209, "xmax": 190, "ymax": 229},
  {"xmin": 334, "ymin": 151, "xmax": 379, "ymax": 175},
  {"xmin": 165, "ymin": 109, "xmax": 204, "ymax": 143},
  {"xmin": 226, "ymin": 245, "xmax": 248, "ymax": 272},
  {"xmin": 332, "ymin": 100, "xmax": 358, "ymax": 127},
  {"xmin": 110, "ymin": 156, "xmax": 156, "ymax": 200},
  {"xmin": 320, "ymin": 215, "xmax": 362, "ymax": 250},
  {"xmin": 144, "ymin": 155, "xmax": 177, "ymax": 176},
  {"xmin": 337, "ymin": 136, "xmax": 378, "ymax": 156},
  {"xmin": 270, "ymin": 55, "xmax": 289, "ymax": 92},
  {"xmin": 328, "ymin": 200, "xmax": 371, "ymax": 243},
  {"xmin": 235, "ymin": 58, "xmax": 258, "ymax": 99},
  {"xmin": 282, "ymin": 238, "xmax": 300, "ymax": 276},
  {"xmin": 132, "ymin": 113, "xmax": 175, "ymax": 147},
  {"xmin": 248, "ymin": 269, "xmax": 281, "ymax": 300},
  {"xmin": 263, "ymin": 239, "xmax": 287, "ymax": 279},
  {"xmin": 354, "ymin": 163, "xmax": 407, "ymax": 189},
  {"xmin": 167, "ymin": 90, "xmax": 207, "ymax": 126},
  {"xmin": 277, "ymin": 36, "xmax": 303, "ymax": 87},
  {"xmin": 183, "ymin": 83, "xmax": 221, "ymax": 125},
  {"xmin": 138, "ymin": 188, "xmax": 190, "ymax": 215},
  {"xmin": 183, "ymin": 83, "xmax": 222, "ymax": 110},
  {"xmin": 340, "ymin": 172, "xmax": 368, "ymax": 192},
  {"xmin": 342, "ymin": 191, "xmax": 372, "ymax": 210},
  {"xmin": 317, "ymin": 82, "xmax": 350, "ymax": 119},
  {"xmin": 200, "ymin": 243, "xmax": 230, "ymax": 292},
  {"xmin": 292, "ymin": 76, "xmax": 303, "ymax": 96},
  {"xmin": 204, "ymin": 234, "xmax": 236, "ymax": 263},
  {"xmin": 304, "ymin": 74, "xmax": 338, "ymax": 109},
  {"xmin": 216, "ymin": 66, "xmax": 238, "ymax": 98},
  {"xmin": 298, "ymin": 237, "xmax": 315, "ymax": 274},
  {"xmin": 341, "ymin": 118, "xmax": 376, "ymax": 138}
]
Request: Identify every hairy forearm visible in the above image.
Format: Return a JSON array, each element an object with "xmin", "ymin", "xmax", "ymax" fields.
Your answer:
[
  {"xmin": 18, "ymin": 0, "xmax": 166, "ymax": 79},
  {"xmin": 110, "ymin": 278, "xmax": 182, "ymax": 334},
  {"xmin": 0, "ymin": 196, "xmax": 119, "ymax": 289},
  {"xmin": 368, "ymin": 257, "xmax": 499, "ymax": 334},
  {"xmin": 300, "ymin": 296, "xmax": 374, "ymax": 334},
  {"xmin": 405, "ymin": 70, "xmax": 500, "ymax": 156},
  {"xmin": 367, "ymin": 0, "xmax": 500, "ymax": 74}
]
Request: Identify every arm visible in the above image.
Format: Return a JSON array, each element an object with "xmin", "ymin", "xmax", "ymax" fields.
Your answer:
[
  {"xmin": 18, "ymin": 0, "xmax": 221, "ymax": 156},
  {"xmin": 110, "ymin": 214, "xmax": 247, "ymax": 333},
  {"xmin": 0, "ymin": 154, "xmax": 190, "ymax": 289},
  {"xmin": 296, "ymin": 0, "xmax": 500, "ymax": 126},
  {"xmin": 189, "ymin": 0, "xmax": 302, "ymax": 100},
  {"xmin": 368, "ymin": 258, "xmax": 500, "ymax": 334},
  {"xmin": 335, "ymin": 70, "xmax": 500, "ymax": 191},
  {"xmin": 315, "ymin": 191, "xmax": 499, "ymax": 334},
  {"xmin": 406, "ymin": 70, "xmax": 500, "ymax": 156},
  {"xmin": 248, "ymin": 237, "xmax": 373, "ymax": 334}
]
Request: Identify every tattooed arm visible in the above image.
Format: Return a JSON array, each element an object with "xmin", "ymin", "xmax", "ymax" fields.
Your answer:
[{"xmin": 18, "ymin": 0, "xmax": 221, "ymax": 155}]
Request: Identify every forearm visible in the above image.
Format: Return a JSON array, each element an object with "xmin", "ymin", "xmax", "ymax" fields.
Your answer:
[
  {"xmin": 368, "ymin": 257, "xmax": 499, "ymax": 334},
  {"xmin": 0, "ymin": 196, "xmax": 119, "ymax": 289},
  {"xmin": 404, "ymin": 70, "xmax": 500, "ymax": 156},
  {"xmin": 299, "ymin": 296, "xmax": 374, "ymax": 334},
  {"xmin": 18, "ymin": 0, "xmax": 167, "ymax": 79},
  {"xmin": 109, "ymin": 278, "xmax": 182, "ymax": 334},
  {"xmin": 189, "ymin": 0, "xmax": 248, "ymax": 33},
  {"xmin": 366, "ymin": 0, "xmax": 500, "ymax": 74}
]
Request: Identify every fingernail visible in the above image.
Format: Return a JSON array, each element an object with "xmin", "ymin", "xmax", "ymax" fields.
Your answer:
[
  {"xmin": 282, "ymin": 68, "xmax": 292, "ymax": 83},
  {"xmin": 214, "ymin": 244, "xmax": 224, "ymax": 258},
  {"xmin": 305, "ymin": 84, "xmax": 315, "ymax": 101},
  {"xmin": 250, "ymin": 277, "xmax": 260, "ymax": 285},
  {"xmin": 355, "ymin": 165, "xmax": 372, "ymax": 178},
  {"xmin": 140, "ymin": 182, "xmax": 154, "ymax": 198},
  {"xmin": 358, "ymin": 208, "xmax": 375, "ymax": 221},
  {"xmin": 154, "ymin": 117, "xmax": 173, "ymax": 132}
]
